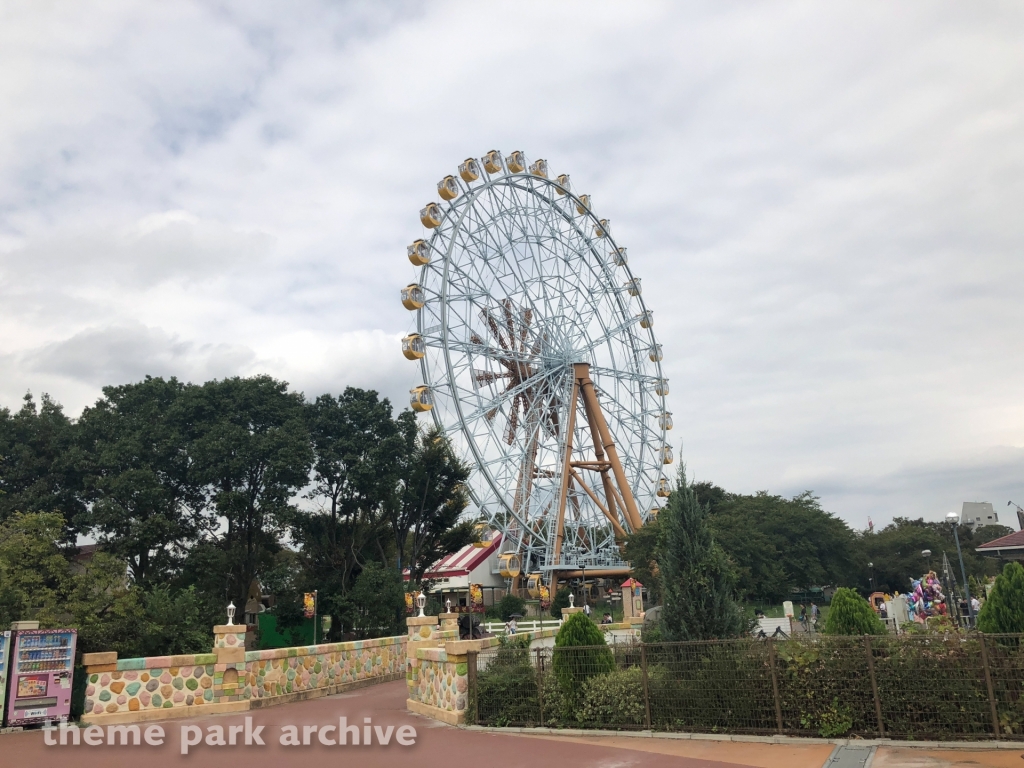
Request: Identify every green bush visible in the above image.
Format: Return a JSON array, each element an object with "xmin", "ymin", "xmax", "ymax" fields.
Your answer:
[
  {"xmin": 822, "ymin": 588, "xmax": 886, "ymax": 635},
  {"xmin": 474, "ymin": 633, "xmax": 538, "ymax": 726},
  {"xmin": 978, "ymin": 562, "xmax": 1024, "ymax": 634},
  {"xmin": 552, "ymin": 613, "xmax": 614, "ymax": 699},
  {"xmin": 579, "ymin": 667, "xmax": 646, "ymax": 726},
  {"xmin": 496, "ymin": 592, "xmax": 526, "ymax": 621},
  {"xmin": 549, "ymin": 587, "xmax": 572, "ymax": 618}
]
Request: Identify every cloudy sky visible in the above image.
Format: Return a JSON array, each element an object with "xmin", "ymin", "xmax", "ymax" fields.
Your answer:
[{"xmin": 1, "ymin": 1, "xmax": 1022, "ymax": 529}]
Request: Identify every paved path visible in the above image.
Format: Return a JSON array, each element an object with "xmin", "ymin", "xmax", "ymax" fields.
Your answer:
[{"xmin": 3, "ymin": 680, "xmax": 1023, "ymax": 768}]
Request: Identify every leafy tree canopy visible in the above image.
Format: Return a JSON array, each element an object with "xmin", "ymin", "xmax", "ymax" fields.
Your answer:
[{"xmin": 977, "ymin": 562, "xmax": 1024, "ymax": 634}]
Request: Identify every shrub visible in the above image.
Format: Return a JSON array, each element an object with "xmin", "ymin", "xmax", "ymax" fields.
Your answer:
[
  {"xmin": 553, "ymin": 613, "xmax": 615, "ymax": 697},
  {"xmin": 978, "ymin": 562, "xmax": 1024, "ymax": 634},
  {"xmin": 822, "ymin": 588, "xmax": 886, "ymax": 635},
  {"xmin": 549, "ymin": 587, "xmax": 571, "ymax": 618},
  {"xmin": 579, "ymin": 667, "xmax": 646, "ymax": 726},
  {"xmin": 496, "ymin": 592, "xmax": 526, "ymax": 621}
]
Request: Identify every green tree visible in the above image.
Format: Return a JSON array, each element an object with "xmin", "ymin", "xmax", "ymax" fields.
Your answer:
[
  {"xmin": 0, "ymin": 394, "xmax": 85, "ymax": 535},
  {"xmin": 659, "ymin": 464, "xmax": 745, "ymax": 641},
  {"xmin": 348, "ymin": 561, "xmax": 406, "ymax": 638},
  {"xmin": 621, "ymin": 516, "xmax": 662, "ymax": 605},
  {"xmin": 186, "ymin": 376, "xmax": 313, "ymax": 607},
  {"xmin": 549, "ymin": 586, "xmax": 572, "ymax": 618},
  {"xmin": 77, "ymin": 377, "xmax": 206, "ymax": 584},
  {"xmin": 863, "ymin": 517, "xmax": 1002, "ymax": 594},
  {"xmin": 396, "ymin": 427, "xmax": 475, "ymax": 583},
  {"xmin": 822, "ymin": 587, "xmax": 886, "ymax": 635},
  {"xmin": 977, "ymin": 562, "xmax": 1024, "ymax": 634},
  {"xmin": 705, "ymin": 487, "xmax": 863, "ymax": 603},
  {"xmin": 495, "ymin": 592, "xmax": 526, "ymax": 621},
  {"xmin": 0, "ymin": 511, "xmax": 70, "ymax": 625},
  {"xmin": 293, "ymin": 388, "xmax": 410, "ymax": 615}
]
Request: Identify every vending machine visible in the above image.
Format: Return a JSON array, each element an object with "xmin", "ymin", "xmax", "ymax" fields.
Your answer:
[
  {"xmin": 0, "ymin": 631, "xmax": 11, "ymax": 724},
  {"xmin": 5, "ymin": 628, "xmax": 77, "ymax": 726}
]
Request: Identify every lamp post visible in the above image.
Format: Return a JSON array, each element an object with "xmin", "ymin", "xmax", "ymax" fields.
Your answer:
[
  {"xmin": 868, "ymin": 562, "xmax": 875, "ymax": 592},
  {"xmin": 416, "ymin": 591, "xmax": 427, "ymax": 618},
  {"xmin": 946, "ymin": 512, "xmax": 975, "ymax": 628},
  {"xmin": 226, "ymin": 601, "xmax": 236, "ymax": 626},
  {"xmin": 921, "ymin": 549, "xmax": 932, "ymax": 572}
]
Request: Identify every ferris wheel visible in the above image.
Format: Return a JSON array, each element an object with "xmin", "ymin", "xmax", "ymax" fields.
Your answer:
[{"xmin": 400, "ymin": 150, "xmax": 672, "ymax": 585}]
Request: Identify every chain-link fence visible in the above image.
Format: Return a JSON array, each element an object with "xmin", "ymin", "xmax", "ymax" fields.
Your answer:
[{"xmin": 469, "ymin": 634, "xmax": 1024, "ymax": 740}]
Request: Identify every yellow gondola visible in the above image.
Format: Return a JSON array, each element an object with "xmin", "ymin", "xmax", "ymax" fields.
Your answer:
[
  {"xmin": 407, "ymin": 239, "xmax": 429, "ymax": 266},
  {"xmin": 529, "ymin": 159, "xmax": 548, "ymax": 178},
  {"xmin": 614, "ymin": 247, "xmax": 628, "ymax": 266},
  {"xmin": 638, "ymin": 310, "xmax": 654, "ymax": 329},
  {"xmin": 401, "ymin": 284, "xmax": 425, "ymax": 310},
  {"xmin": 482, "ymin": 149, "xmax": 503, "ymax": 174},
  {"xmin": 658, "ymin": 411, "xmax": 673, "ymax": 430},
  {"xmin": 595, "ymin": 219, "xmax": 609, "ymax": 238},
  {"xmin": 624, "ymin": 278, "xmax": 641, "ymax": 296},
  {"xmin": 648, "ymin": 507, "xmax": 660, "ymax": 521},
  {"xmin": 497, "ymin": 553, "xmax": 521, "ymax": 579},
  {"xmin": 409, "ymin": 386, "xmax": 433, "ymax": 413},
  {"xmin": 459, "ymin": 157, "xmax": 480, "ymax": 182},
  {"xmin": 660, "ymin": 445, "xmax": 674, "ymax": 464},
  {"xmin": 649, "ymin": 343, "xmax": 662, "ymax": 362},
  {"xmin": 402, "ymin": 334, "xmax": 425, "ymax": 360},
  {"xmin": 526, "ymin": 573, "xmax": 543, "ymax": 599},
  {"xmin": 575, "ymin": 194, "xmax": 590, "ymax": 214},
  {"xmin": 420, "ymin": 202, "xmax": 442, "ymax": 228},
  {"xmin": 506, "ymin": 150, "xmax": 525, "ymax": 173},
  {"xmin": 655, "ymin": 378, "xmax": 669, "ymax": 396},
  {"xmin": 437, "ymin": 175, "xmax": 459, "ymax": 201},
  {"xmin": 657, "ymin": 478, "xmax": 671, "ymax": 497},
  {"xmin": 555, "ymin": 174, "xmax": 570, "ymax": 194}
]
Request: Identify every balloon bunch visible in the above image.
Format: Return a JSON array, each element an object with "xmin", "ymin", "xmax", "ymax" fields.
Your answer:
[{"xmin": 908, "ymin": 571, "xmax": 947, "ymax": 621}]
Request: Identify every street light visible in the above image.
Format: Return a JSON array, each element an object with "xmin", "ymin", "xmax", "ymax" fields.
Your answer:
[
  {"xmin": 946, "ymin": 512, "xmax": 975, "ymax": 627},
  {"xmin": 921, "ymin": 549, "xmax": 933, "ymax": 572},
  {"xmin": 868, "ymin": 562, "xmax": 875, "ymax": 591}
]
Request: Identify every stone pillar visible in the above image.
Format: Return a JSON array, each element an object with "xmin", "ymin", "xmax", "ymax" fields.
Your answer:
[
  {"xmin": 212, "ymin": 624, "xmax": 248, "ymax": 702},
  {"xmin": 405, "ymin": 615, "xmax": 440, "ymax": 702},
  {"xmin": 438, "ymin": 612, "xmax": 460, "ymax": 641}
]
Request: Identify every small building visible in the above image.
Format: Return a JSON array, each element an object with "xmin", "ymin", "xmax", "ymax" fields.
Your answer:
[
  {"xmin": 977, "ymin": 530, "xmax": 1024, "ymax": 561},
  {"xmin": 411, "ymin": 534, "xmax": 507, "ymax": 610},
  {"xmin": 962, "ymin": 502, "xmax": 1000, "ymax": 531}
]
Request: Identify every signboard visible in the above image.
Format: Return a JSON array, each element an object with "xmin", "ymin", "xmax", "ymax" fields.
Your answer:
[
  {"xmin": 303, "ymin": 592, "xmax": 316, "ymax": 620},
  {"xmin": 469, "ymin": 584, "xmax": 484, "ymax": 613}
]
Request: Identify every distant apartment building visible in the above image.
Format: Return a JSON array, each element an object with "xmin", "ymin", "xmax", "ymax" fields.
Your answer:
[{"xmin": 961, "ymin": 501, "xmax": 999, "ymax": 531}]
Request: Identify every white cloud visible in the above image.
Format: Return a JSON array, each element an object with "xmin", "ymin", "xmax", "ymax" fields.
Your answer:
[{"xmin": 0, "ymin": 1, "xmax": 1022, "ymax": 527}]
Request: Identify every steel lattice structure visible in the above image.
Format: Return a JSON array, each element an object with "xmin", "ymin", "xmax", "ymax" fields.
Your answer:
[{"xmin": 401, "ymin": 151, "xmax": 672, "ymax": 582}]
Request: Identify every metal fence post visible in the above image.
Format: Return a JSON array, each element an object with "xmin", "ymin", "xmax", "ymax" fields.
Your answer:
[
  {"xmin": 467, "ymin": 649, "xmax": 479, "ymax": 726},
  {"xmin": 979, "ymin": 635, "xmax": 1000, "ymax": 739},
  {"xmin": 767, "ymin": 639, "xmax": 783, "ymax": 733},
  {"xmin": 864, "ymin": 636, "xmax": 885, "ymax": 737},
  {"xmin": 536, "ymin": 647, "xmax": 544, "ymax": 726},
  {"xmin": 640, "ymin": 642, "xmax": 652, "ymax": 730}
]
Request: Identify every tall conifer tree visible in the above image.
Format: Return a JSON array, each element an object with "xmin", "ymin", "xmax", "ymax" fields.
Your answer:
[{"xmin": 659, "ymin": 462, "xmax": 746, "ymax": 641}]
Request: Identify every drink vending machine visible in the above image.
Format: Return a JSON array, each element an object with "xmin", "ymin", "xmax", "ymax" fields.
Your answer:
[
  {"xmin": 0, "ymin": 631, "xmax": 11, "ymax": 720},
  {"xmin": 4, "ymin": 628, "xmax": 77, "ymax": 726}
]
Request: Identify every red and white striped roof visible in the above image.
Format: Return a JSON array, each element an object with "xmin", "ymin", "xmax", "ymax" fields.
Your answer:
[{"xmin": 420, "ymin": 533, "xmax": 503, "ymax": 579}]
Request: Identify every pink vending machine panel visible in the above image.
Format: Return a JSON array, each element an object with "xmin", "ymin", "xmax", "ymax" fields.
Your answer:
[
  {"xmin": 6, "ymin": 628, "xmax": 77, "ymax": 726},
  {"xmin": 0, "ymin": 631, "xmax": 10, "ymax": 724}
]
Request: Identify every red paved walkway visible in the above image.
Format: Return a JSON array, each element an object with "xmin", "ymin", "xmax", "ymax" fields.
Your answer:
[{"xmin": 2, "ymin": 680, "xmax": 754, "ymax": 768}]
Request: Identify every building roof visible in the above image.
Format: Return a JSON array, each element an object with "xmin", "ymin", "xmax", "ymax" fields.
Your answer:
[
  {"xmin": 977, "ymin": 530, "xmax": 1024, "ymax": 553},
  {"xmin": 413, "ymin": 533, "xmax": 503, "ymax": 580}
]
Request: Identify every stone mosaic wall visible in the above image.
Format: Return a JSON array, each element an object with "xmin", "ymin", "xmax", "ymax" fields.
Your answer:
[
  {"xmin": 84, "ymin": 635, "xmax": 407, "ymax": 718},
  {"xmin": 85, "ymin": 654, "xmax": 220, "ymax": 717},
  {"xmin": 246, "ymin": 636, "xmax": 405, "ymax": 702},
  {"xmin": 409, "ymin": 647, "xmax": 468, "ymax": 715}
]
